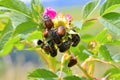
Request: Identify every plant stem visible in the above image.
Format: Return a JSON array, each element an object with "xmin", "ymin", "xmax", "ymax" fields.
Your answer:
[
  {"xmin": 83, "ymin": 18, "xmax": 98, "ymax": 23},
  {"xmin": 92, "ymin": 58, "xmax": 119, "ymax": 69},
  {"xmin": 77, "ymin": 63, "xmax": 93, "ymax": 80}
]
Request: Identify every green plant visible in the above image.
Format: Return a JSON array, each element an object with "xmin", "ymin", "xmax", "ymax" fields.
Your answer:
[{"xmin": 0, "ymin": 0, "xmax": 120, "ymax": 80}]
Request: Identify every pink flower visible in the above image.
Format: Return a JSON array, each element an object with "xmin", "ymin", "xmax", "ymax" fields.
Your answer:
[
  {"xmin": 43, "ymin": 7, "xmax": 57, "ymax": 19},
  {"xmin": 65, "ymin": 14, "xmax": 73, "ymax": 25},
  {"xmin": 65, "ymin": 14, "xmax": 72, "ymax": 21}
]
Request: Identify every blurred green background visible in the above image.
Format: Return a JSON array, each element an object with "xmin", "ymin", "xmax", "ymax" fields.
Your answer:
[{"xmin": 0, "ymin": 0, "xmax": 120, "ymax": 80}]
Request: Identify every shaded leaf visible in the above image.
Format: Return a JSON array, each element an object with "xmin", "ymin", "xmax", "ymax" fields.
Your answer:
[
  {"xmin": 98, "ymin": 12, "xmax": 120, "ymax": 35},
  {"xmin": 112, "ymin": 53, "xmax": 120, "ymax": 63},
  {"xmin": 100, "ymin": 0, "xmax": 120, "ymax": 15},
  {"xmin": 10, "ymin": 12, "xmax": 30, "ymax": 28},
  {"xmin": 63, "ymin": 75, "xmax": 81, "ymax": 80},
  {"xmin": 83, "ymin": 0, "xmax": 100, "ymax": 19},
  {"xmin": 28, "ymin": 68, "xmax": 58, "ymax": 78}
]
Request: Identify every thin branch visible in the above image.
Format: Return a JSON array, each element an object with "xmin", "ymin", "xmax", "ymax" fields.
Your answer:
[{"xmin": 77, "ymin": 63, "xmax": 93, "ymax": 80}]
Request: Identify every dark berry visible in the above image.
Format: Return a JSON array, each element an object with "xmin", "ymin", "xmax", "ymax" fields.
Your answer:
[
  {"xmin": 58, "ymin": 40, "xmax": 71, "ymax": 52},
  {"xmin": 43, "ymin": 29, "xmax": 49, "ymax": 37},
  {"xmin": 57, "ymin": 26, "xmax": 66, "ymax": 37},
  {"xmin": 71, "ymin": 34, "xmax": 80, "ymax": 47},
  {"xmin": 44, "ymin": 15, "xmax": 54, "ymax": 29},
  {"xmin": 52, "ymin": 30, "xmax": 62, "ymax": 44},
  {"xmin": 37, "ymin": 40, "xmax": 43, "ymax": 45},
  {"xmin": 68, "ymin": 56, "xmax": 77, "ymax": 67}
]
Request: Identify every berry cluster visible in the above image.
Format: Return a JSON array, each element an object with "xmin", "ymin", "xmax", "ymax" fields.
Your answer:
[{"xmin": 36, "ymin": 15, "xmax": 80, "ymax": 58}]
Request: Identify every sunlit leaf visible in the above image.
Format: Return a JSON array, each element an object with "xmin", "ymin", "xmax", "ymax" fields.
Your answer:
[
  {"xmin": 83, "ymin": 0, "xmax": 100, "ymax": 19},
  {"xmin": 81, "ymin": 34, "xmax": 95, "ymax": 43},
  {"xmin": 95, "ymin": 29, "xmax": 108, "ymax": 43},
  {"xmin": 99, "ymin": 12, "xmax": 120, "ymax": 35},
  {"xmin": 82, "ymin": 20, "xmax": 96, "ymax": 30},
  {"xmin": 15, "ymin": 42, "xmax": 24, "ymax": 50},
  {"xmin": 26, "ymin": 31, "xmax": 42, "ymax": 41},
  {"xmin": 0, "ymin": 36, "xmax": 20, "ymax": 56},
  {"xmin": 100, "ymin": 0, "xmax": 120, "ymax": 15},
  {"xmin": 0, "ymin": 21, "xmax": 13, "ymax": 50},
  {"xmin": 70, "ymin": 44, "xmax": 89, "ymax": 61},
  {"xmin": 63, "ymin": 75, "xmax": 81, "ymax": 80},
  {"xmin": 28, "ymin": 68, "xmax": 58, "ymax": 78},
  {"xmin": 104, "ymin": 68, "xmax": 120, "ymax": 80},
  {"xmin": 99, "ymin": 45, "xmax": 112, "ymax": 61},
  {"xmin": 13, "ymin": 20, "xmax": 38, "ymax": 35},
  {"xmin": 0, "ymin": 0, "xmax": 30, "ymax": 17}
]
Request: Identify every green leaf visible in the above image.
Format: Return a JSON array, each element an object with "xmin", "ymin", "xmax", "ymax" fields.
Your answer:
[
  {"xmin": 83, "ymin": 0, "xmax": 100, "ymax": 19},
  {"xmin": 10, "ymin": 12, "xmax": 30, "ymax": 28},
  {"xmin": 0, "ymin": 31, "xmax": 12, "ymax": 50},
  {"xmin": 70, "ymin": 44, "xmax": 89, "ymax": 61},
  {"xmin": 15, "ymin": 42, "xmax": 24, "ymax": 50},
  {"xmin": 104, "ymin": 68, "xmax": 120, "ymax": 76},
  {"xmin": 109, "ymin": 73, "xmax": 120, "ymax": 80},
  {"xmin": 31, "ymin": 0, "xmax": 44, "ymax": 22},
  {"xmin": 98, "ymin": 12, "xmax": 120, "ymax": 35},
  {"xmin": 99, "ymin": 45, "xmax": 112, "ymax": 61},
  {"xmin": 104, "ymin": 68, "xmax": 120, "ymax": 80},
  {"xmin": 28, "ymin": 68, "xmax": 58, "ymax": 78},
  {"xmin": 0, "ymin": 0, "xmax": 30, "ymax": 17},
  {"xmin": 0, "ymin": 36, "xmax": 20, "ymax": 56},
  {"xmin": 62, "ymin": 67, "xmax": 73, "ymax": 76},
  {"xmin": 0, "ymin": 21, "xmax": 13, "ymax": 50},
  {"xmin": 107, "ymin": 40, "xmax": 120, "ymax": 46},
  {"xmin": 95, "ymin": 29, "xmax": 108, "ymax": 43},
  {"xmin": 63, "ymin": 75, "xmax": 81, "ymax": 80},
  {"xmin": 100, "ymin": 0, "xmax": 120, "ymax": 15},
  {"xmin": 82, "ymin": 20, "xmax": 96, "ymax": 30},
  {"xmin": 13, "ymin": 20, "xmax": 38, "ymax": 35},
  {"xmin": 112, "ymin": 53, "xmax": 120, "ymax": 63},
  {"xmin": 26, "ymin": 31, "xmax": 42, "ymax": 41},
  {"xmin": 81, "ymin": 34, "xmax": 95, "ymax": 42}
]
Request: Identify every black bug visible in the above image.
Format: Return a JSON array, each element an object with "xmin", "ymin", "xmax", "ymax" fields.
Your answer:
[
  {"xmin": 71, "ymin": 34, "xmax": 80, "ymax": 47},
  {"xmin": 37, "ymin": 40, "xmax": 43, "ymax": 45},
  {"xmin": 57, "ymin": 26, "xmax": 66, "ymax": 37},
  {"xmin": 58, "ymin": 40, "xmax": 71, "ymax": 52},
  {"xmin": 43, "ymin": 15, "xmax": 54, "ymax": 29},
  {"xmin": 52, "ymin": 30, "xmax": 62, "ymax": 44},
  {"xmin": 68, "ymin": 56, "xmax": 77, "ymax": 67},
  {"xmin": 49, "ymin": 46, "xmax": 57, "ymax": 57}
]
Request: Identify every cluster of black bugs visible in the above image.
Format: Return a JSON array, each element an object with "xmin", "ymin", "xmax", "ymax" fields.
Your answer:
[{"xmin": 35, "ymin": 15, "xmax": 80, "ymax": 67}]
